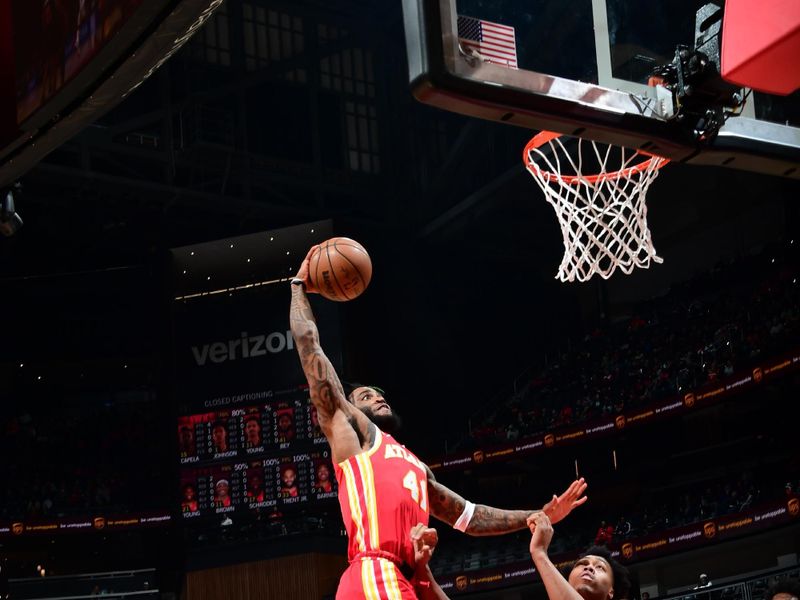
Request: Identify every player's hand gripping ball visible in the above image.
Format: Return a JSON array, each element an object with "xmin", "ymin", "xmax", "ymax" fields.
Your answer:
[{"xmin": 306, "ymin": 238, "xmax": 372, "ymax": 301}]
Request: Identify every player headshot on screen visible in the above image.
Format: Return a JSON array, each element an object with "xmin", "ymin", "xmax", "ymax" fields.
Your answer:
[
  {"xmin": 315, "ymin": 462, "xmax": 333, "ymax": 493},
  {"xmin": 310, "ymin": 406, "xmax": 322, "ymax": 438},
  {"xmin": 181, "ymin": 484, "xmax": 198, "ymax": 512},
  {"xmin": 178, "ymin": 426, "xmax": 195, "ymax": 456},
  {"xmin": 211, "ymin": 421, "xmax": 228, "ymax": 453},
  {"xmin": 276, "ymin": 410, "xmax": 296, "ymax": 442},
  {"xmin": 280, "ymin": 464, "xmax": 299, "ymax": 497},
  {"xmin": 244, "ymin": 415, "xmax": 262, "ymax": 447},
  {"xmin": 214, "ymin": 479, "xmax": 232, "ymax": 507},
  {"xmin": 247, "ymin": 473, "xmax": 265, "ymax": 503}
]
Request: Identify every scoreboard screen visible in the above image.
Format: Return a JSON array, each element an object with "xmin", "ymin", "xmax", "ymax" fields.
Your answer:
[
  {"xmin": 178, "ymin": 392, "xmax": 335, "ymax": 519},
  {"xmin": 178, "ymin": 399, "xmax": 324, "ymax": 462}
]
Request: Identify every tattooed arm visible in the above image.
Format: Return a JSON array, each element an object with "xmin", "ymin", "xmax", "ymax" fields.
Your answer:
[
  {"xmin": 425, "ymin": 465, "xmax": 588, "ymax": 536},
  {"xmin": 289, "ymin": 249, "xmax": 371, "ymax": 463}
]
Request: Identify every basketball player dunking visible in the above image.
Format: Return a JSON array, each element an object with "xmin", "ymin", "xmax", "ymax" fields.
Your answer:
[{"xmin": 290, "ymin": 247, "xmax": 588, "ymax": 599}]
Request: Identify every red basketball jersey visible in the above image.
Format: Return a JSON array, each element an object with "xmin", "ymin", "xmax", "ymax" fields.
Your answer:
[{"xmin": 335, "ymin": 428, "xmax": 430, "ymax": 569}]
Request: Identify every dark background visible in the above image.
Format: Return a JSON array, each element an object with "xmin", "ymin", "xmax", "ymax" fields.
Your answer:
[{"xmin": 0, "ymin": 0, "xmax": 798, "ymax": 595}]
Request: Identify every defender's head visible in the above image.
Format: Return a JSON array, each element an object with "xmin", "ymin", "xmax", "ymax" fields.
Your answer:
[
  {"xmin": 566, "ymin": 546, "xmax": 630, "ymax": 600},
  {"xmin": 344, "ymin": 382, "xmax": 402, "ymax": 434}
]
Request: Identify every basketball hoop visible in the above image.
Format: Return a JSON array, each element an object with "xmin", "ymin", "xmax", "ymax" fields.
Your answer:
[{"xmin": 523, "ymin": 131, "xmax": 669, "ymax": 283}]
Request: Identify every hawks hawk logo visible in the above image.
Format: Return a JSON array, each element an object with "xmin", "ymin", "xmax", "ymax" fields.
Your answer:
[
  {"xmin": 12, "ymin": 522, "xmax": 23, "ymax": 535},
  {"xmin": 93, "ymin": 517, "xmax": 106, "ymax": 530},
  {"xmin": 752, "ymin": 367, "xmax": 764, "ymax": 383},
  {"xmin": 544, "ymin": 434, "xmax": 555, "ymax": 448},
  {"xmin": 473, "ymin": 450, "xmax": 485, "ymax": 464},
  {"xmin": 703, "ymin": 522, "xmax": 716, "ymax": 538},
  {"xmin": 456, "ymin": 576, "xmax": 469, "ymax": 591},
  {"xmin": 615, "ymin": 415, "xmax": 626, "ymax": 429},
  {"xmin": 683, "ymin": 393, "xmax": 696, "ymax": 408}
]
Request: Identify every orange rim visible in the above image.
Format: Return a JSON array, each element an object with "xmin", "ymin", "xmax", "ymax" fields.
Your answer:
[{"xmin": 523, "ymin": 131, "xmax": 669, "ymax": 185}]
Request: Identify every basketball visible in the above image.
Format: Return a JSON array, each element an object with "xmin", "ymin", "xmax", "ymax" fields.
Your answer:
[{"xmin": 308, "ymin": 238, "xmax": 372, "ymax": 302}]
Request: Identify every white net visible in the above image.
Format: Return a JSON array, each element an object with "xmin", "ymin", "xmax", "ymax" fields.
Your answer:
[{"xmin": 524, "ymin": 134, "xmax": 669, "ymax": 283}]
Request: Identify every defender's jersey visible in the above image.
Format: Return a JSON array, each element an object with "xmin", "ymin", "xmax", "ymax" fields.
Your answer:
[{"xmin": 335, "ymin": 428, "xmax": 430, "ymax": 572}]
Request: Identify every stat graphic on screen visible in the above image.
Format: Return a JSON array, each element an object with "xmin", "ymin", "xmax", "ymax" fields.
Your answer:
[{"xmin": 177, "ymin": 391, "xmax": 335, "ymax": 518}]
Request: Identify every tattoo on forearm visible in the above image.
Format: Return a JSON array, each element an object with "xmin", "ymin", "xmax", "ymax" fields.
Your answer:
[
  {"xmin": 467, "ymin": 506, "xmax": 531, "ymax": 535},
  {"xmin": 428, "ymin": 481, "xmax": 466, "ymax": 525},
  {"xmin": 289, "ymin": 288, "xmax": 315, "ymax": 324},
  {"xmin": 290, "ymin": 287, "xmax": 345, "ymax": 420},
  {"xmin": 428, "ymin": 477, "xmax": 532, "ymax": 535}
]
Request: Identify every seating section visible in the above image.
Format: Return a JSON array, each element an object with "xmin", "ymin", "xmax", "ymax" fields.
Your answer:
[
  {"xmin": 458, "ymin": 240, "xmax": 798, "ymax": 451},
  {"xmin": 9, "ymin": 569, "xmax": 157, "ymax": 600}
]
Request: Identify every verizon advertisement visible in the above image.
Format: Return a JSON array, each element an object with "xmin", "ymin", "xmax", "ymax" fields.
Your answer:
[
  {"xmin": 428, "ymin": 350, "xmax": 800, "ymax": 473},
  {"xmin": 436, "ymin": 498, "xmax": 800, "ymax": 595},
  {"xmin": 173, "ymin": 283, "xmax": 341, "ymax": 411}
]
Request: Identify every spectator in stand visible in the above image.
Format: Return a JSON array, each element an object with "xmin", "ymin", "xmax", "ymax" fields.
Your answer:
[
  {"xmin": 614, "ymin": 515, "xmax": 631, "ymax": 540},
  {"xmin": 785, "ymin": 483, "xmax": 797, "ymax": 501},
  {"xmin": 766, "ymin": 579, "xmax": 800, "ymax": 600},
  {"xmin": 691, "ymin": 572, "xmax": 713, "ymax": 600},
  {"xmin": 738, "ymin": 486, "xmax": 754, "ymax": 511},
  {"xmin": 594, "ymin": 520, "xmax": 614, "ymax": 546}
]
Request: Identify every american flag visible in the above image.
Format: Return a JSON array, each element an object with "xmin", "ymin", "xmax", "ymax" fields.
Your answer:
[{"xmin": 457, "ymin": 15, "xmax": 518, "ymax": 69}]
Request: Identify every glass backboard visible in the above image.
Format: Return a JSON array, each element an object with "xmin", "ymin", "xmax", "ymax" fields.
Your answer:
[{"xmin": 402, "ymin": 0, "xmax": 800, "ymax": 178}]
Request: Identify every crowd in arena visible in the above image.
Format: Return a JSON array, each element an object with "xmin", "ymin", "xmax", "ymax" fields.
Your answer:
[
  {"xmin": 462, "ymin": 240, "xmax": 799, "ymax": 449},
  {"xmin": 0, "ymin": 394, "xmax": 165, "ymax": 521},
  {"xmin": 430, "ymin": 472, "xmax": 798, "ymax": 578},
  {"xmin": 590, "ymin": 471, "xmax": 795, "ymax": 546}
]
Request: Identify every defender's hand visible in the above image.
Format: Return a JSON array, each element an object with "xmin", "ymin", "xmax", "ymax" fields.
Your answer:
[
  {"xmin": 528, "ymin": 512, "xmax": 553, "ymax": 556},
  {"xmin": 292, "ymin": 245, "xmax": 320, "ymax": 293},
  {"xmin": 411, "ymin": 523, "xmax": 439, "ymax": 567},
  {"xmin": 542, "ymin": 478, "xmax": 587, "ymax": 525}
]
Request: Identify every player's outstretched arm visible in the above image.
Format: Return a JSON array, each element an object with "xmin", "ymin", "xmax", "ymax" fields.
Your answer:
[
  {"xmin": 290, "ymin": 248, "xmax": 369, "ymax": 461},
  {"xmin": 425, "ymin": 467, "xmax": 587, "ymax": 536},
  {"xmin": 289, "ymin": 247, "xmax": 346, "ymax": 424},
  {"xmin": 528, "ymin": 513, "xmax": 584, "ymax": 600}
]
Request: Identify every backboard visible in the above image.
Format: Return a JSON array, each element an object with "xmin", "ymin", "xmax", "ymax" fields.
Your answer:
[{"xmin": 402, "ymin": 0, "xmax": 800, "ymax": 178}]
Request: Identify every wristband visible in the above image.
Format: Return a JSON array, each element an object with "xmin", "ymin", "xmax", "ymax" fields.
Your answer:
[
  {"xmin": 453, "ymin": 500, "xmax": 476, "ymax": 532},
  {"xmin": 291, "ymin": 278, "xmax": 305, "ymax": 287}
]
